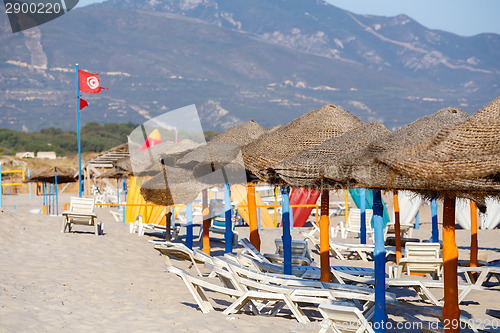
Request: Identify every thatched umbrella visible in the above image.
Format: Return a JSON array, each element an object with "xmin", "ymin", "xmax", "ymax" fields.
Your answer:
[
  {"xmin": 24, "ymin": 167, "xmax": 76, "ymax": 183},
  {"xmin": 97, "ymin": 169, "xmax": 131, "ymax": 180},
  {"xmin": 176, "ymin": 120, "xmax": 268, "ymax": 169},
  {"xmin": 270, "ymin": 122, "xmax": 390, "ymax": 187},
  {"xmin": 129, "ymin": 139, "xmax": 202, "ymax": 177},
  {"xmin": 24, "ymin": 167, "xmax": 76, "ymax": 216},
  {"xmin": 173, "ymin": 120, "xmax": 269, "ymax": 253},
  {"xmin": 243, "ymin": 105, "xmax": 363, "ymax": 255},
  {"xmin": 115, "ymin": 157, "xmax": 132, "ymax": 172},
  {"xmin": 139, "ymin": 166, "xmax": 208, "ymax": 206},
  {"xmin": 139, "ymin": 121, "xmax": 269, "ymax": 254},
  {"xmin": 268, "ymin": 107, "xmax": 475, "ymax": 328},
  {"xmin": 377, "ymin": 98, "xmax": 500, "ymax": 333},
  {"xmin": 378, "ymin": 96, "xmax": 500, "ymax": 181},
  {"xmin": 243, "ymin": 104, "xmax": 364, "ymax": 182}
]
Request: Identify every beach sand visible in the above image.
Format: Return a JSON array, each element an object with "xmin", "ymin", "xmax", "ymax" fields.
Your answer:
[{"xmin": 1, "ymin": 192, "xmax": 499, "ymax": 332}]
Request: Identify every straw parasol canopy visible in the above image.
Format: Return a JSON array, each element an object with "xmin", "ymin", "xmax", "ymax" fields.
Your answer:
[
  {"xmin": 321, "ymin": 107, "xmax": 475, "ymax": 189},
  {"xmin": 139, "ymin": 121, "xmax": 268, "ymax": 205},
  {"xmin": 243, "ymin": 104, "xmax": 364, "ymax": 182},
  {"xmin": 114, "ymin": 157, "xmax": 132, "ymax": 172},
  {"xmin": 268, "ymin": 105, "xmax": 500, "ymax": 205},
  {"xmin": 175, "ymin": 120, "xmax": 268, "ymax": 169},
  {"xmin": 96, "ymin": 168, "xmax": 131, "ymax": 179},
  {"xmin": 139, "ymin": 166, "xmax": 209, "ymax": 206},
  {"xmin": 129, "ymin": 139, "xmax": 202, "ymax": 177},
  {"xmin": 269, "ymin": 122, "xmax": 390, "ymax": 187},
  {"xmin": 378, "ymin": 97, "xmax": 500, "ymax": 182},
  {"xmin": 23, "ymin": 167, "xmax": 76, "ymax": 183}
]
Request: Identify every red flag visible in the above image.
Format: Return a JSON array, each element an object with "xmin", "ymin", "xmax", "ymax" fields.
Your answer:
[
  {"xmin": 80, "ymin": 99, "xmax": 88, "ymax": 110},
  {"xmin": 79, "ymin": 69, "xmax": 102, "ymax": 94}
]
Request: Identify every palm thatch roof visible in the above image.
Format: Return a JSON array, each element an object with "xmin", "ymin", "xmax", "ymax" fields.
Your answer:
[
  {"xmin": 243, "ymin": 104, "xmax": 364, "ymax": 181},
  {"xmin": 23, "ymin": 167, "xmax": 76, "ymax": 183},
  {"xmin": 269, "ymin": 122, "xmax": 390, "ymax": 187},
  {"xmin": 139, "ymin": 167, "xmax": 208, "ymax": 206},
  {"xmin": 175, "ymin": 120, "xmax": 268, "ymax": 169},
  {"xmin": 129, "ymin": 139, "xmax": 201, "ymax": 176},
  {"xmin": 378, "ymin": 97, "xmax": 500, "ymax": 181},
  {"xmin": 139, "ymin": 121, "xmax": 269, "ymax": 204}
]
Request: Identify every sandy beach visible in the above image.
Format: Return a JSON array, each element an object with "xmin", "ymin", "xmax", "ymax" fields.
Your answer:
[{"xmin": 1, "ymin": 192, "xmax": 499, "ymax": 332}]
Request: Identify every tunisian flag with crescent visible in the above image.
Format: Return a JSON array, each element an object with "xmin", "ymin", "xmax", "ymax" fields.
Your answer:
[{"xmin": 79, "ymin": 69, "xmax": 102, "ymax": 94}]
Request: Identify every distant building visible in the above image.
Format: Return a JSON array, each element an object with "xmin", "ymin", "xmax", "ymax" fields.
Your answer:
[
  {"xmin": 37, "ymin": 151, "xmax": 57, "ymax": 159},
  {"xmin": 15, "ymin": 152, "xmax": 35, "ymax": 158}
]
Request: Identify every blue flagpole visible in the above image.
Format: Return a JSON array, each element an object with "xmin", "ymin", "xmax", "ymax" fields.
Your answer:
[
  {"xmin": 122, "ymin": 177, "xmax": 127, "ymax": 224},
  {"xmin": 28, "ymin": 169, "xmax": 32, "ymax": 200},
  {"xmin": 51, "ymin": 183, "xmax": 55, "ymax": 215},
  {"xmin": 224, "ymin": 184, "xmax": 233, "ymax": 253},
  {"xmin": 49, "ymin": 183, "xmax": 52, "ymax": 215},
  {"xmin": 373, "ymin": 189, "xmax": 387, "ymax": 332},
  {"xmin": 42, "ymin": 182, "xmax": 46, "ymax": 214},
  {"xmin": 360, "ymin": 188, "xmax": 367, "ymax": 244},
  {"xmin": 55, "ymin": 171, "xmax": 58, "ymax": 216},
  {"xmin": 186, "ymin": 202, "xmax": 193, "ymax": 250},
  {"xmin": 76, "ymin": 63, "xmax": 82, "ymax": 197},
  {"xmin": 281, "ymin": 187, "xmax": 292, "ymax": 275}
]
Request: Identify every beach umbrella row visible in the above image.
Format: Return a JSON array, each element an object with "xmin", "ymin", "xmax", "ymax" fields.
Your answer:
[{"xmin": 134, "ymin": 98, "xmax": 500, "ymax": 333}]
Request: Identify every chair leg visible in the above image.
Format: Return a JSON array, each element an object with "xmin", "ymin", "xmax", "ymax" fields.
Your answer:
[
  {"xmin": 61, "ymin": 218, "xmax": 67, "ymax": 233},
  {"xmin": 281, "ymin": 294, "xmax": 310, "ymax": 324},
  {"xmin": 222, "ymin": 292, "xmax": 251, "ymax": 316},
  {"xmin": 318, "ymin": 319, "xmax": 331, "ymax": 333}
]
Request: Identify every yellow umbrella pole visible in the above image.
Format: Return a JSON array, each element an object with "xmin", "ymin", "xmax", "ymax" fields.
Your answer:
[
  {"xmin": 470, "ymin": 201, "xmax": 478, "ymax": 280},
  {"xmin": 319, "ymin": 189, "xmax": 330, "ymax": 282},
  {"xmin": 442, "ymin": 196, "xmax": 460, "ymax": 333}
]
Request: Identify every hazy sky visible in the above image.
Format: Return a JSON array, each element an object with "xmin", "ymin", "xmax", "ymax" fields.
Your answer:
[
  {"xmin": 77, "ymin": 0, "xmax": 500, "ymax": 37},
  {"xmin": 326, "ymin": 0, "xmax": 500, "ymax": 37}
]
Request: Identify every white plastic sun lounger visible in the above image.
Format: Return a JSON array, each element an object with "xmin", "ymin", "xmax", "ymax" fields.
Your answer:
[
  {"xmin": 459, "ymin": 266, "xmax": 500, "ymax": 286},
  {"xmin": 318, "ymin": 302, "xmax": 376, "ymax": 333},
  {"xmin": 154, "ymin": 242, "xmax": 213, "ymax": 277},
  {"xmin": 167, "ymin": 264, "xmax": 321, "ymax": 323},
  {"xmin": 330, "ymin": 269, "xmax": 483, "ymax": 306},
  {"xmin": 61, "ymin": 197, "xmax": 100, "ymax": 235}
]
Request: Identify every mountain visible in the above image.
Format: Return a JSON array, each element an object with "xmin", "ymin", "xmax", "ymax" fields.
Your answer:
[{"xmin": 0, "ymin": 0, "xmax": 499, "ymax": 133}]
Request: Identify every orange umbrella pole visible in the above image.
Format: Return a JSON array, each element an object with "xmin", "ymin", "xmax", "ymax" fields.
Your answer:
[
  {"xmin": 442, "ymin": 196, "xmax": 460, "ymax": 333},
  {"xmin": 319, "ymin": 189, "xmax": 330, "ymax": 282},
  {"xmin": 393, "ymin": 191, "xmax": 402, "ymax": 264},
  {"xmin": 247, "ymin": 183, "xmax": 261, "ymax": 251},
  {"xmin": 470, "ymin": 201, "xmax": 478, "ymax": 280},
  {"xmin": 202, "ymin": 189, "xmax": 211, "ymax": 255}
]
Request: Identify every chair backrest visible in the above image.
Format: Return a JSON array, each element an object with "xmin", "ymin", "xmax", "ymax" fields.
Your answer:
[
  {"xmin": 69, "ymin": 197, "xmax": 95, "ymax": 214},
  {"xmin": 347, "ymin": 208, "xmax": 374, "ymax": 230},
  {"xmin": 274, "ymin": 239, "xmax": 312, "ymax": 261},
  {"xmin": 239, "ymin": 238, "xmax": 271, "ymax": 263},
  {"xmin": 318, "ymin": 303, "xmax": 375, "ymax": 333},
  {"xmin": 404, "ymin": 242, "xmax": 441, "ymax": 259},
  {"xmin": 209, "ymin": 199, "xmax": 235, "ymax": 230}
]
